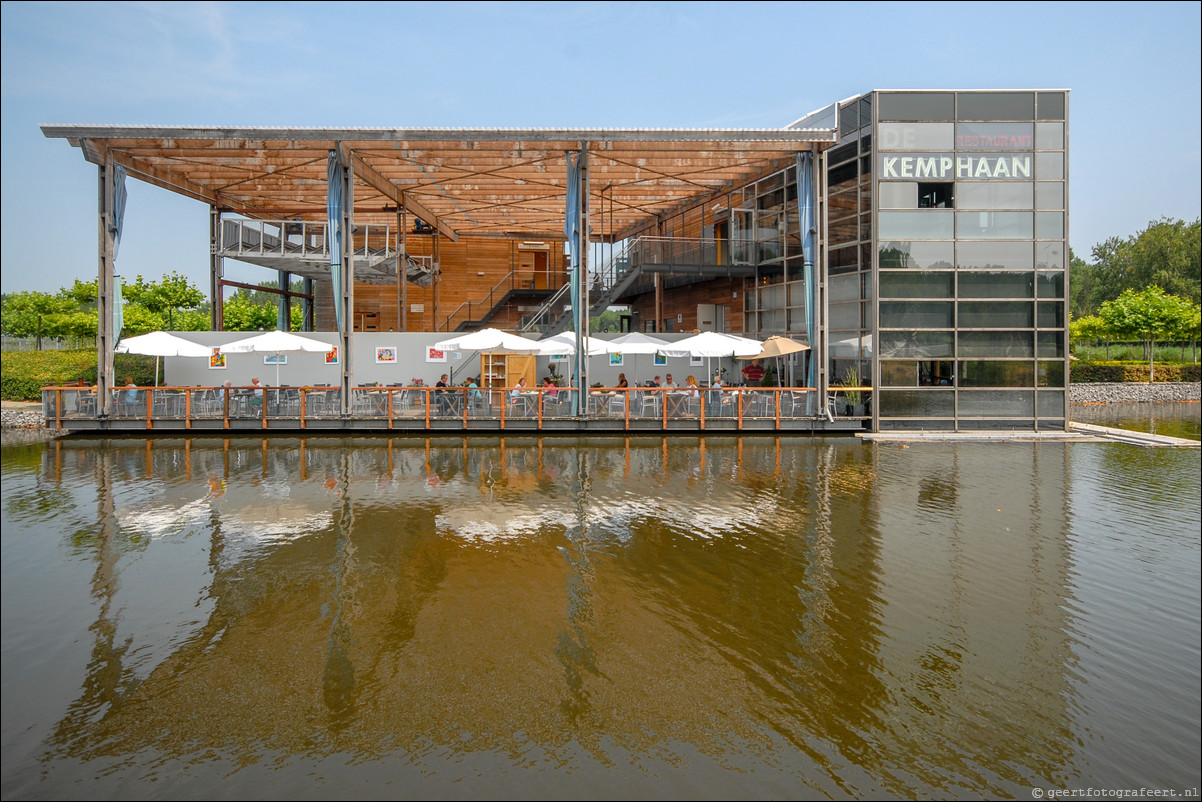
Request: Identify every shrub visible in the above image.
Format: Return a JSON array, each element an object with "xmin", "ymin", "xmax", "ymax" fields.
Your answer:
[
  {"xmin": 1070, "ymin": 361, "xmax": 1201, "ymax": 383},
  {"xmin": 0, "ymin": 349, "xmax": 156, "ymax": 401}
]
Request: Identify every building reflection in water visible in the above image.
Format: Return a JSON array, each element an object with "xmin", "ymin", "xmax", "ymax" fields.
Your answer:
[{"xmin": 34, "ymin": 435, "xmax": 1075, "ymax": 797}]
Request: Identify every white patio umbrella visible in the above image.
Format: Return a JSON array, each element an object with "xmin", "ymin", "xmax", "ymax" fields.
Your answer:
[
  {"xmin": 433, "ymin": 327, "xmax": 545, "ymax": 353},
  {"xmin": 660, "ymin": 331, "xmax": 762, "ymax": 385},
  {"xmin": 220, "ymin": 330, "xmax": 335, "ymax": 386},
  {"xmin": 535, "ymin": 331, "xmax": 606, "ymax": 392},
  {"xmin": 601, "ymin": 332, "xmax": 671, "ymax": 384},
  {"xmin": 115, "ymin": 331, "xmax": 211, "ymax": 386},
  {"xmin": 537, "ymin": 331, "xmax": 608, "ymax": 356}
]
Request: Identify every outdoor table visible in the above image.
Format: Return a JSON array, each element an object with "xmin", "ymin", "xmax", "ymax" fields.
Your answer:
[{"xmin": 666, "ymin": 392, "xmax": 692, "ymax": 417}]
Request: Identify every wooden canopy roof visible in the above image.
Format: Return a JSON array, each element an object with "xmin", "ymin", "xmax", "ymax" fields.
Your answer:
[{"xmin": 41, "ymin": 125, "xmax": 837, "ymax": 243}]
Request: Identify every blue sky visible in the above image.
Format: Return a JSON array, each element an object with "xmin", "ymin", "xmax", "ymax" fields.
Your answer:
[{"xmin": 2, "ymin": 0, "xmax": 1199, "ymax": 296}]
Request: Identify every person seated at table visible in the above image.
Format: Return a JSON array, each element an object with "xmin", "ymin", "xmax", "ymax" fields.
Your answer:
[
  {"xmin": 466, "ymin": 376, "xmax": 482, "ymax": 399},
  {"xmin": 710, "ymin": 373, "xmax": 732, "ymax": 407},
  {"xmin": 649, "ymin": 375, "xmax": 662, "ymax": 387},
  {"xmin": 741, "ymin": 359, "xmax": 766, "ymax": 387},
  {"xmin": 250, "ymin": 377, "xmax": 264, "ymax": 404},
  {"xmin": 435, "ymin": 373, "xmax": 454, "ymax": 415},
  {"xmin": 541, "ymin": 376, "xmax": 558, "ymax": 398},
  {"xmin": 122, "ymin": 376, "xmax": 138, "ymax": 402},
  {"xmin": 663, "ymin": 373, "xmax": 677, "ymax": 388},
  {"xmin": 616, "ymin": 373, "xmax": 629, "ymax": 389},
  {"xmin": 510, "ymin": 376, "xmax": 529, "ymax": 403},
  {"xmin": 685, "ymin": 375, "xmax": 700, "ymax": 398}
]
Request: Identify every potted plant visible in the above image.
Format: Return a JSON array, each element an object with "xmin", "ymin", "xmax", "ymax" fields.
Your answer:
[{"xmin": 842, "ymin": 366, "xmax": 866, "ymax": 416}]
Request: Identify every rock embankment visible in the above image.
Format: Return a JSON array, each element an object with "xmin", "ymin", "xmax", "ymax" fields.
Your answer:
[
  {"xmin": 1, "ymin": 404, "xmax": 46, "ymax": 429},
  {"xmin": 1069, "ymin": 382, "xmax": 1200, "ymax": 404}
]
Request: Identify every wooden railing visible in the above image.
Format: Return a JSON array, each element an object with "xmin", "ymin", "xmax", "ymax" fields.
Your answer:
[{"xmin": 41, "ymin": 384, "xmax": 862, "ymax": 432}]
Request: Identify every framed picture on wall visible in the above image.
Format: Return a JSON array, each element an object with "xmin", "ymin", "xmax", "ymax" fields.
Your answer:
[
  {"xmin": 325, "ymin": 346, "xmax": 339, "ymax": 365},
  {"xmin": 609, "ymin": 353, "xmax": 623, "ymax": 366},
  {"xmin": 376, "ymin": 346, "xmax": 397, "ymax": 364},
  {"xmin": 426, "ymin": 347, "xmax": 447, "ymax": 363},
  {"xmin": 690, "ymin": 355, "xmax": 703, "ymax": 367},
  {"xmin": 209, "ymin": 348, "xmax": 226, "ymax": 369},
  {"xmin": 264, "ymin": 354, "xmax": 287, "ymax": 365},
  {"xmin": 653, "ymin": 353, "xmax": 667, "ymax": 367}
]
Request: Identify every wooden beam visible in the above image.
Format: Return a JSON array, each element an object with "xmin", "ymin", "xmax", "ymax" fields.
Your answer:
[{"xmin": 341, "ymin": 144, "xmax": 458, "ymax": 243}]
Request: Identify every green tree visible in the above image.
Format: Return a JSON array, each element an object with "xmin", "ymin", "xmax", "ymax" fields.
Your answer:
[
  {"xmin": 1069, "ymin": 314, "xmax": 1110, "ymax": 360},
  {"xmin": 222, "ymin": 292, "xmax": 277, "ymax": 331},
  {"xmin": 123, "ymin": 271, "xmax": 205, "ymax": 329},
  {"xmin": 61, "ymin": 278, "xmax": 98, "ymax": 307},
  {"xmin": 1098, "ymin": 287, "xmax": 1197, "ymax": 381},
  {"xmin": 0, "ymin": 291, "xmax": 78, "ymax": 349},
  {"xmin": 120, "ymin": 303, "xmax": 165, "ymax": 336},
  {"xmin": 1080, "ymin": 217, "xmax": 1201, "ymax": 316}
]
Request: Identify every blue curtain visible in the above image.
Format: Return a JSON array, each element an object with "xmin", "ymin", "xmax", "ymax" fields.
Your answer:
[
  {"xmin": 797, "ymin": 152, "xmax": 816, "ymax": 390},
  {"xmin": 110, "ymin": 165, "xmax": 127, "ymax": 258},
  {"xmin": 327, "ymin": 152, "xmax": 345, "ymax": 334},
  {"xmin": 564, "ymin": 151, "xmax": 583, "ymax": 414},
  {"xmin": 113, "ymin": 276, "xmax": 124, "ymax": 346}
]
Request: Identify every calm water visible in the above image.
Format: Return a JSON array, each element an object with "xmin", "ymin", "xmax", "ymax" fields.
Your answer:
[{"xmin": 2, "ymin": 406, "xmax": 1199, "ymax": 800}]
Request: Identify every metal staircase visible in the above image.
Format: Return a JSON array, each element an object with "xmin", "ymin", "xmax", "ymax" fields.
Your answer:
[{"xmin": 522, "ymin": 236, "xmax": 756, "ymax": 335}]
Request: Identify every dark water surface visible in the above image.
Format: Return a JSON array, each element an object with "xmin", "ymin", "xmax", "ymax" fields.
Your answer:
[{"xmin": 3, "ymin": 406, "xmax": 1199, "ymax": 800}]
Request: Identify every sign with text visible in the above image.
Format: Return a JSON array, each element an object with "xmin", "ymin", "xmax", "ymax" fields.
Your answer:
[{"xmin": 879, "ymin": 153, "xmax": 1032, "ymax": 181}]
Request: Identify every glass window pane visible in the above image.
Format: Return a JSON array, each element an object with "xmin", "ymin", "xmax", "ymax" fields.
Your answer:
[
  {"xmin": 957, "ymin": 241, "xmax": 1033, "ymax": 270},
  {"xmin": 829, "ymin": 188, "xmax": 859, "ymax": 218},
  {"xmin": 1037, "ymin": 92, "xmax": 1066, "ymax": 120},
  {"xmin": 880, "ymin": 271, "xmax": 954, "ymax": 298},
  {"xmin": 957, "ymin": 390, "xmax": 1035, "ymax": 416},
  {"xmin": 879, "ymin": 211, "xmax": 955, "ymax": 239},
  {"xmin": 878, "ymin": 390, "xmax": 955, "ymax": 417},
  {"xmin": 880, "ymin": 301, "xmax": 954, "ymax": 328},
  {"xmin": 959, "ymin": 301, "xmax": 1034, "ymax": 328},
  {"xmin": 1036, "ymin": 242, "xmax": 1065, "ymax": 269},
  {"xmin": 1036, "ymin": 182, "xmax": 1064, "ymax": 210},
  {"xmin": 1036, "ymin": 152, "xmax": 1064, "ymax": 179},
  {"xmin": 830, "ymin": 216, "xmax": 858, "ymax": 245},
  {"xmin": 829, "ymin": 333, "xmax": 868, "ymax": 358},
  {"xmin": 878, "ymin": 92, "xmax": 955, "ymax": 121},
  {"xmin": 959, "ymin": 361, "xmax": 1035, "ymax": 387},
  {"xmin": 957, "ymin": 182, "xmax": 1033, "ymax": 209},
  {"xmin": 879, "ymin": 123, "xmax": 954, "ymax": 150},
  {"xmin": 1038, "ymin": 301, "xmax": 1064, "ymax": 328},
  {"xmin": 879, "ymin": 331, "xmax": 954, "ymax": 359},
  {"xmin": 959, "ymin": 272, "xmax": 1034, "ymax": 298},
  {"xmin": 959, "ymin": 331, "xmax": 1034, "ymax": 357},
  {"xmin": 1036, "ymin": 122, "xmax": 1064, "ymax": 149},
  {"xmin": 1038, "ymin": 361, "xmax": 1065, "ymax": 387},
  {"xmin": 829, "ymin": 302, "xmax": 861, "ymax": 329},
  {"xmin": 1038, "ymin": 390, "xmax": 1066, "ymax": 417},
  {"xmin": 1038, "ymin": 331, "xmax": 1064, "ymax": 358},
  {"xmin": 958, "ymin": 92, "xmax": 1034, "ymax": 120},
  {"xmin": 879, "ymin": 241, "xmax": 955, "ymax": 269},
  {"xmin": 880, "ymin": 183, "xmax": 918, "ymax": 208},
  {"xmin": 829, "ymin": 273, "xmax": 861, "ymax": 302},
  {"xmin": 956, "ymin": 122, "xmax": 1034, "ymax": 150},
  {"xmin": 1037, "ymin": 272, "xmax": 1064, "ymax": 298},
  {"xmin": 1037, "ymin": 211, "xmax": 1064, "ymax": 239},
  {"xmin": 881, "ymin": 361, "xmax": 918, "ymax": 387},
  {"xmin": 787, "ymin": 307, "xmax": 809, "ymax": 332},
  {"xmin": 958, "ymin": 212, "xmax": 1033, "ymax": 239},
  {"xmin": 829, "ymin": 162, "xmax": 858, "ymax": 192},
  {"xmin": 830, "ymin": 245, "xmax": 859, "ymax": 274}
]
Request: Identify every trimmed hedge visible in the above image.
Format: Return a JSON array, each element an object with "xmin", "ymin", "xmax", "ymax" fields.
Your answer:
[
  {"xmin": 1070, "ymin": 361, "xmax": 1201, "ymax": 383},
  {"xmin": 1, "ymin": 350, "xmax": 156, "ymax": 401}
]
